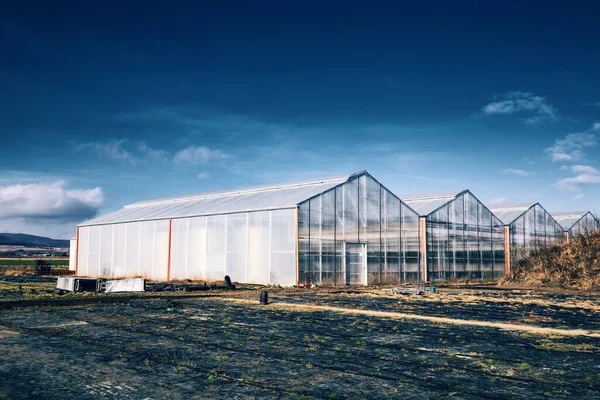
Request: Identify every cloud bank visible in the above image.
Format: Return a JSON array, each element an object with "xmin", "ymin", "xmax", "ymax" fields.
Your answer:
[
  {"xmin": 545, "ymin": 129, "xmax": 597, "ymax": 163},
  {"xmin": 174, "ymin": 146, "xmax": 226, "ymax": 165},
  {"xmin": 554, "ymin": 165, "xmax": 600, "ymax": 191},
  {"xmin": 0, "ymin": 181, "xmax": 104, "ymax": 222},
  {"xmin": 482, "ymin": 91, "xmax": 559, "ymax": 124},
  {"xmin": 502, "ymin": 168, "xmax": 534, "ymax": 177}
]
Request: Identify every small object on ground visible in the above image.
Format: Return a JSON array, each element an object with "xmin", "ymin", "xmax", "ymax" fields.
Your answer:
[
  {"xmin": 259, "ymin": 290, "xmax": 269, "ymax": 305},
  {"xmin": 56, "ymin": 277, "xmax": 98, "ymax": 293},
  {"xmin": 391, "ymin": 288, "xmax": 424, "ymax": 295},
  {"xmin": 34, "ymin": 259, "xmax": 52, "ymax": 276},
  {"xmin": 0, "ymin": 330, "xmax": 20, "ymax": 339},
  {"xmin": 105, "ymin": 278, "xmax": 146, "ymax": 293},
  {"xmin": 224, "ymin": 275, "xmax": 235, "ymax": 290},
  {"xmin": 429, "ymin": 286, "xmax": 436, "ymax": 293}
]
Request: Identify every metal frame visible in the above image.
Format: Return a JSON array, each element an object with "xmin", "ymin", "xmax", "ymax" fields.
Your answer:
[{"xmin": 344, "ymin": 242, "xmax": 367, "ymax": 286}]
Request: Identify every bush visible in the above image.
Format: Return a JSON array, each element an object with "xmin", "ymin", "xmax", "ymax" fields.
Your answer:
[{"xmin": 501, "ymin": 231, "xmax": 600, "ymax": 290}]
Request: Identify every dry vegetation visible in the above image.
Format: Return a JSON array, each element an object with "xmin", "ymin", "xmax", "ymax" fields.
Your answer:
[
  {"xmin": 502, "ymin": 230, "xmax": 600, "ymax": 290},
  {"xmin": 2, "ymin": 276, "xmax": 600, "ymax": 399}
]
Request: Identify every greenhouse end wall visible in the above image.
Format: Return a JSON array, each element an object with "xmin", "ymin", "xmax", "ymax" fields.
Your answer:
[
  {"xmin": 569, "ymin": 213, "xmax": 600, "ymax": 236},
  {"xmin": 509, "ymin": 205, "xmax": 563, "ymax": 269},
  {"xmin": 425, "ymin": 192, "xmax": 505, "ymax": 281},
  {"xmin": 76, "ymin": 209, "xmax": 297, "ymax": 286},
  {"xmin": 297, "ymin": 174, "xmax": 420, "ymax": 286}
]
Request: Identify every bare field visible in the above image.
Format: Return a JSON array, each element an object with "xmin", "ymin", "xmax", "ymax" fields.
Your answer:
[{"xmin": 1, "ymin": 281, "xmax": 599, "ymax": 399}]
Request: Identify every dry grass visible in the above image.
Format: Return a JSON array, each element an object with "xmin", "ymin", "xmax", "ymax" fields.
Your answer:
[
  {"xmin": 502, "ymin": 230, "xmax": 600, "ymax": 290},
  {"xmin": 0, "ymin": 266, "xmax": 74, "ymax": 276},
  {"xmin": 223, "ymin": 298, "xmax": 600, "ymax": 338}
]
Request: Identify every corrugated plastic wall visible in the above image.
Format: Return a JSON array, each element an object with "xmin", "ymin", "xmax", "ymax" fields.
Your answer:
[{"xmin": 77, "ymin": 209, "xmax": 296, "ymax": 285}]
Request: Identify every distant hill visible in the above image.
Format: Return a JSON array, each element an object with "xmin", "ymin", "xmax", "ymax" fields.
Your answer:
[{"xmin": 0, "ymin": 233, "xmax": 70, "ymax": 248}]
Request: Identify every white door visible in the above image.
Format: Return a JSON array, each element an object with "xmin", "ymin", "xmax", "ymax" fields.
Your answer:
[{"xmin": 345, "ymin": 243, "xmax": 367, "ymax": 285}]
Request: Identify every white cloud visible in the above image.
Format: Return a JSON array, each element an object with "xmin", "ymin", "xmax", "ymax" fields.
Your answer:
[
  {"xmin": 174, "ymin": 146, "xmax": 226, "ymax": 165},
  {"xmin": 573, "ymin": 194, "xmax": 585, "ymax": 200},
  {"xmin": 502, "ymin": 168, "xmax": 534, "ymax": 177},
  {"xmin": 75, "ymin": 140, "xmax": 169, "ymax": 165},
  {"xmin": 554, "ymin": 165, "xmax": 600, "ymax": 191},
  {"xmin": 481, "ymin": 91, "xmax": 559, "ymax": 124},
  {"xmin": 0, "ymin": 181, "xmax": 104, "ymax": 222},
  {"xmin": 570, "ymin": 165, "xmax": 600, "ymax": 174},
  {"xmin": 489, "ymin": 197, "xmax": 509, "ymax": 205},
  {"xmin": 197, "ymin": 172, "xmax": 210, "ymax": 179},
  {"xmin": 545, "ymin": 124, "xmax": 598, "ymax": 162},
  {"xmin": 136, "ymin": 142, "xmax": 170, "ymax": 164}
]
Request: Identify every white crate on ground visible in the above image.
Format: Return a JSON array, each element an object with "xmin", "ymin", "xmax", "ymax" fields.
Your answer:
[{"xmin": 105, "ymin": 278, "xmax": 146, "ymax": 293}]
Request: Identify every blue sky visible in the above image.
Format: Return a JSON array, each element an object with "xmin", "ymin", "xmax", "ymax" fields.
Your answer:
[{"xmin": 1, "ymin": 0, "xmax": 600, "ymax": 238}]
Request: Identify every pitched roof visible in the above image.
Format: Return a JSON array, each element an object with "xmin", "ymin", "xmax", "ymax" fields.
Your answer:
[
  {"xmin": 400, "ymin": 190, "xmax": 467, "ymax": 216},
  {"xmin": 79, "ymin": 172, "xmax": 363, "ymax": 226},
  {"xmin": 489, "ymin": 202, "xmax": 537, "ymax": 225},
  {"xmin": 551, "ymin": 211, "xmax": 591, "ymax": 231}
]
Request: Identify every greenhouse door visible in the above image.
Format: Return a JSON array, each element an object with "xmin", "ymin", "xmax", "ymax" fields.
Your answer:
[{"xmin": 345, "ymin": 243, "xmax": 367, "ymax": 285}]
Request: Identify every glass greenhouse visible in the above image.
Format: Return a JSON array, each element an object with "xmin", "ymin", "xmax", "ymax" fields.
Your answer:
[
  {"xmin": 551, "ymin": 211, "xmax": 599, "ymax": 238},
  {"xmin": 402, "ymin": 190, "xmax": 505, "ymax": 282},
  {"xmin": 490, "ymin": 203, "xmax": 564, "ymax": 270},
  {"xmin": 74, "ymin": 171, "xmax": 421, "ymax": 286},
  {"xmin": 298, "ymin": 172, "xmax": 420, "ymax": 286}
]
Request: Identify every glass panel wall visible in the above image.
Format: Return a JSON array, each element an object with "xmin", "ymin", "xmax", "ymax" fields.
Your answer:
[
  {"xmin": 509, "ymin": 204, "xmax": 563, "ymax": 270},
  {"xmin": 426, "ymin": 192, "xmax": 505, "ymax": 281},
  {"xmin": 571, "ymin": 213, "xmax": 600, "ymax": 236},
  {"xmin": 298, "ymin": 173, "xmax": 420, "ymax": 286}
]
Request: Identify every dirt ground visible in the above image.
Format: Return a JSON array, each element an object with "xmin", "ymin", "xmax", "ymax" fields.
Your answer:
[{"xmin": 1, "ymin": 280, "xmax": 599, "ymax": 399}]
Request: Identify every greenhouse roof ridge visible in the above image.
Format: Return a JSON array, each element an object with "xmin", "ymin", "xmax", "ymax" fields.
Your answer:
[
  {"xmin": 550, "ymin": 211, "xmax": 594, "ymax": 231},
  {"xmin": 78, "ymin": 170, "xmax": 368, "ymax": 226},
  {"xmin": 550, "ymin": 211, "xmax": 589, "ymax": 217},
  {"xmin": 488, "ymin": 202, "xmax": 538, "ymax": 211},
  {"xmin": 128, "ymin": 172, "xmax": 363, "ymax": 208},
  {"xmin": 489, "ymin": 202, "xmax": 540, "ymax": 225},
  {"xmin": 399, "ymin": 189, "xmax": 467, "ymax": 201},
  {"xmin": 400, "ymin": 189, "xmax": 469, "ymax": 216}
]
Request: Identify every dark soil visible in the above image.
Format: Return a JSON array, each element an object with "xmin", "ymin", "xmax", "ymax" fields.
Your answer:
[
  {"xmin": 1, "ymin": 289, "xmax": 599, "ymax": 399},
  {"xmin": 272, "ymin": 289, "xmax": 600, "ymax": 330}
]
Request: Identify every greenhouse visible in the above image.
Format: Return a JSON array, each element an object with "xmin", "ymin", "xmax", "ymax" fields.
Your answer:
[
  {"xmin": 551, "ymin": 211, "xmax": 599, "ymax": 239},
  {"xmin": 401, "ymin": 190, "xmax": 505, "ymax": 282},
  {"xmin": 490, "ymin": 202, "xmax": 564, "ymax": 271},
  {"xmin": 74, "ymin": 171, "xmax": 421, "ymax": 286},
  {"xmin": 298, "ymin": 172, "xmax": 420, "ymax": 286}
]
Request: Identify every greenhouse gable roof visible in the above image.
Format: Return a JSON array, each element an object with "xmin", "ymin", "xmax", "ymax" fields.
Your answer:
[
  {"xmin": 79, "ymin": 171, "xmax": 364, "ymax": 226},
  {"xmin": 489, "ymin": 202, "xmax": 537, "ymax": 225},
  {"xmin": 400, "ymin": 190, "xmax": 468, "ymax": 216},
  {"xmin": 550, "ymin": 211, "xmax": 590, "ymax": 231}
]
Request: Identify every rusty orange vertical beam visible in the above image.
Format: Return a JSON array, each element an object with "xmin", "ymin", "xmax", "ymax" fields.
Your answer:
[
  {"xmin": 167, "ymin": 219, "xmax": 173, "ymax": 281},
  {"xmin": 75, "ymin": 226, "xmax": 80, "ymax": 276},
  {"xmin": 564, "ymin": 231, "xmax": 569, "ymax": 243},
  {"xmin": 504, "ymin": 226, "xmax": 511, "ymax": 275},
  {"xmin": 295, "ymin": 207, "xmax": 300, "ymax": 287},
  {"xmin": 419, "ymin": 217, "xmax": 427, "ymax": 283}
]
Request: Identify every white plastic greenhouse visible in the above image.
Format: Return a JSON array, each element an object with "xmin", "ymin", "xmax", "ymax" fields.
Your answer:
[{"xmin": 74, "ymin": 171, "xmax": 421, "ymax": 286}]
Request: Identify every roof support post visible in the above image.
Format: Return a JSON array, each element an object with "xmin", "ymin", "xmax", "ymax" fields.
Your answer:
[
  {"xmin": 295, "ymin": 207, "xmax": 300, "ymax": 287},
  {"xmin": 167, "ymin": 219, "xmax": 173, "ymax": 281},
  {"xmin": 564, "ymin": 231, "xmax": 569, "ymax": 244},
  {"xmin": 75, "ymin": 226, "xmax": 80, "ymax": 276},
  {"xmin": 419, "ymin": 217, "xmax": 427, "ymax": 283},
  {"xmin": 504, "ymin": 226, "xmax": 510, "ymax": 275}
]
